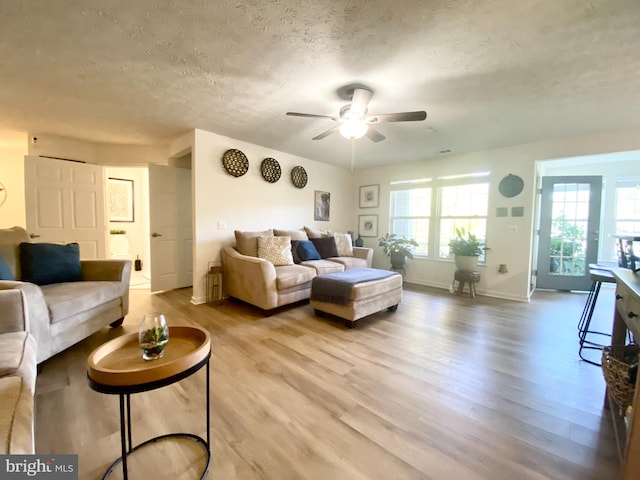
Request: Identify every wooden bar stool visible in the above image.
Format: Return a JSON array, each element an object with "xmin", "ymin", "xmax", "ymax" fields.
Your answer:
[{"xmin": 454, "ymin": 270, "xmax": 480, "ymax": 298}]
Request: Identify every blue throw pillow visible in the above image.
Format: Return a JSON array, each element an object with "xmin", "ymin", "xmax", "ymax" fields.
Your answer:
[
  {"xmin": 0, "ymin": 253, "xmax": 14, "ymax": 280},
  {"xmin": 19, "ymin": 242, "xmax": 83, "ymax": 286},
  {"xmin": 297, "ymin": 240, "xmax": 321, "ymax": 261}
]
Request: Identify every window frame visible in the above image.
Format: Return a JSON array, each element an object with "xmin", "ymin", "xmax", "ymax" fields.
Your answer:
[
  {"xmin": 388, "ymin": 181, "xmax": 432, "ymax": 257},
  {"xmin": 435, "ymin": 178, "xmax": 490, "ymax": 260},
  {"xmin": 388, "ymin": 173, "xmax": 490, "ymax": 261}
]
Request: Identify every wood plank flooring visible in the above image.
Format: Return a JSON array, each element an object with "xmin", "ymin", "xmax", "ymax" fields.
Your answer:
[{"xmin": 34, "ymin": 284, "xmax": 621, "ymax": 479}]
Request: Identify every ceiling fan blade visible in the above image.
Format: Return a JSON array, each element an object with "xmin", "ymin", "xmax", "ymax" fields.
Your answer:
[
  {"xmin": 312, "ymin": 126, "xmax": 339, "ymax": 140},
  {"xmin": 366, "ymin": 127, "xmax": 386, "ymax": 143},
  {"xmin": 349, "ymin": 88, "xmax": 373, "ymax": 116},
  {"xmin": 286, "ymin": 112, "xmax": 338, "ymax": 121},
  {"xmin": 368, "ymin": 111, "xmax": 427, "ymax": 123}
]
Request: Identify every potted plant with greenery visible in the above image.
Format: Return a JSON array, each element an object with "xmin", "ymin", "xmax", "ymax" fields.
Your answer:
[
  {"xmin": 378, "ymin": 233, "xmax": 419, "ymax": 270},
  {"xmin": 109, "ymin": 229, "xmax": 129, "ymax": 256},
  {"xmin": 448, "ymin": 227, "xmax": 488, "ymax": 271}
]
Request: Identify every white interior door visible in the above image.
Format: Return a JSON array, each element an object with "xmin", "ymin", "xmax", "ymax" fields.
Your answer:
[
  {"xmin": 149, "ymin": 163, "xmax": 192, "ymax": 292},
  {"xmin": 536, "ymin": 176, "xmax": 602, "ymax": 291},
  {"xmin": 24, "ymin": 155, "xmax": 106, "ymax": 259}
]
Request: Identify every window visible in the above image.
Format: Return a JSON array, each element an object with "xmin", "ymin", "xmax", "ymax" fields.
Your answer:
[
  {"xmin": 389, "ymin": 184, "xmax": 431, "ymax": 256},
  {"xmin": 614, "ymin": 180, "xmax": 640, "ymax": 262},
  {"xmin": 438, "ymin": 182, "xmax": 489, "ymax": 258},
  {"xmin": 389, "ymin": 173, "xmax": 490, "ymax": 259},
  {"xmin": 615, "ymin": 180, "xmax": 640, "ymax": 235}
]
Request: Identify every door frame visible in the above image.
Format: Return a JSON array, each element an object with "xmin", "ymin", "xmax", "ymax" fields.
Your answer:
[{"xmin": 535, "ymin": 175, "xmax": 603, "ymax": 291}]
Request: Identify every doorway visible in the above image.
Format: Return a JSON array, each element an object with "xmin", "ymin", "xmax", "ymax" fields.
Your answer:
[
  {"xmin": 536, "ymin": 176, "xmax": 602, "ymax": 291},
  {"xmin": 107, "ymin": 162, "xmax": 193, "ymax": 292}
]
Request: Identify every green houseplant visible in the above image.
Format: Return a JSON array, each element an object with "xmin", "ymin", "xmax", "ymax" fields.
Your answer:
[
  {"xmin": 448, "ymin": 227, "xmax": 488, "ymax": 271},
  {"xmin": 378, "ymin": 233, "xmax": 419, "ymax": 270}
]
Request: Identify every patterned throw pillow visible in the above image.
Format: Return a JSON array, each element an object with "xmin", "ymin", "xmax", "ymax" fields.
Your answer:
[
  {"xmin": 257, "ymin": 236, "xmax": 294, "ymax": 266},
  {"xmin": 333, "ymin": 232, "xmax": 353, "ymax": 257}
]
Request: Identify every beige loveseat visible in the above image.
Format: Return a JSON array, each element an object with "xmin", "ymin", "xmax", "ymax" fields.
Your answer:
[
  {"xmin": 0, "ymin": 226, "xmax": 132, "ymax": 364},
  {"xmin": 221, "ymin": 227, "xmax": 373, "ymax": 311}
]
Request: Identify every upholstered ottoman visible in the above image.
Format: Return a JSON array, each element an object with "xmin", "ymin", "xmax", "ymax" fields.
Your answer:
[{"xmin": 310, "ymin": 268, "xmax": 402, "ymax": 327}]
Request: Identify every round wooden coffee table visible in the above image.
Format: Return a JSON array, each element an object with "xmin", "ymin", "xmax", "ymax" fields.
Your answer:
[{"xmin": 87, "ymin": 326, "xmax": 211, "ymax": 480}]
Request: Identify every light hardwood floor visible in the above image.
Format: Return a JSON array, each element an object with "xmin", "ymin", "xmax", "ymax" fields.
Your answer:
[{"xmin": 35, "ymin": 283, "xmax": 621, "ymax": 479}]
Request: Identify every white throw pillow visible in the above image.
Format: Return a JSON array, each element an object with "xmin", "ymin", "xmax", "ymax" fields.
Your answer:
[
  {"xmin": 334, "ymin": 232, "xmax": 353, "ymax": 257},
  {"xmin": 257, "ymin": 236, "xmax": 294, "ymax": 266}
]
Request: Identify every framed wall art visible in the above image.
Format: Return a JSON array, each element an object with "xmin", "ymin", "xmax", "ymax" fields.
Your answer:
[
  {"xmin": 359, "ymin": 184, "xmax": 379, "ymax": 208},
  {"xmin": 314, "ymin": 190, "xmax": 330, "ymax": 221},
  {"xmin": 359, "ymin": 214, "xmax": 378, "ymax": 237},
  {"xmin": 107, "ymin": 178, "xmax": 134, "ymax": 222}
]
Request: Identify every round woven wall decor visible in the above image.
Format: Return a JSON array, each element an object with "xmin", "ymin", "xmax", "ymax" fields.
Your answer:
[
  {"xmin": 222, "ymin": 149, "xmax": 249, "ymax": 177},
  {"xmin": 498, "ymin": 174, "xmax": 524, "ymax": 198},
  {"xmin": 290, "ymin": 166, "xmax": 308, "ymax": 189},
  {"xmin": 261, "ymin": 158, "xmax": 281, "ymax": 183}
]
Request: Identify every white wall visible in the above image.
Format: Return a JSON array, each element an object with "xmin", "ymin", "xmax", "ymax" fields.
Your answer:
[
  {"xmin": 27, "ymin": 132, "xmax": 168, "ymax": 165},
  {"xmin": 354, "ymin": 151, "xmax": 535, "ymax": 301},
  {"xmin": 190, "ymin": 128, "xmax": 355, "ymax": 303},
  {"xmin": 0, "ymin": 135, "xmax": 28, "ymax": 228},
  {"xmin": 96, "ymin": 143, "xmax": 169, "ymax": 165},
  {"xmin": 354, "ymin": 126, "xmax": 640, "ymax": 302},
  {"xmin": 11, "ymin": 124, "xmax": 640, "ymax": 302}
]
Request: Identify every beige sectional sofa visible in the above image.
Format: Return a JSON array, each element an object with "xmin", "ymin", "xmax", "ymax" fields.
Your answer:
[
  {"xmin": 0, "ymin": 226, "xmax": 132, "ymax": 454},
  {"xmin": 221, "ymin": 227, "xmax": 373, "ymax": 311},
  {"xmin": 0, "ymin": 227, "xmax": 132, "ymax": 363},
  {"xmin": 0, "ymin": 296, "xmax": 37, "ymax": 454}
]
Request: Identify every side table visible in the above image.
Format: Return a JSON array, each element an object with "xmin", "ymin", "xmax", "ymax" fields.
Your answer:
[
  {"xmin": 454, "ymin": 270, "xmax": 480, "ymax": 298},
  {"xmin": 87, "ymin": 326, "xmax": 211, "ymax": 480}
]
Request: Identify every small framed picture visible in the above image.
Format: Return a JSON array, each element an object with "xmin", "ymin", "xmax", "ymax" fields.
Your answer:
[
  {"xmin": 314, "ymin": 190, "xmax": 330, "ymax": 221},
  {"xmin": 359, "ymin": 214, "xmax": 378, "ymax": 237},
  {"xmin": 107, "ymin": 178, "xmax": 135, "ymax": 222},
  {"xmin": 359, "ymin": 184, "xmax": 379, "ymax": 208}
]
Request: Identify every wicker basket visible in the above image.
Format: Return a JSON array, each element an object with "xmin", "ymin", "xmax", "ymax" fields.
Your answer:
[{"xmin": 601, "ymin": 344, "xmax": 639, "ymax": 413}]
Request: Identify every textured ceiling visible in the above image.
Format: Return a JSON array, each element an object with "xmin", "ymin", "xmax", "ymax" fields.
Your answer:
[{"xmin": 1, "ymin": 0, "xmax": 640, "ymax": 168}]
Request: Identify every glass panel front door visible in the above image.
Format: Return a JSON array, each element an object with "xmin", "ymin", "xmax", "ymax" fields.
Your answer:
[{"xmin": 537, "ymin": 176, "xmax": 602, "ymax": 291}]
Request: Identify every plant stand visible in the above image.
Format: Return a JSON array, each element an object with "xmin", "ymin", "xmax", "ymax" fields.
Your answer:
[{"xmin": 454, "ymin": 270, "xmax": 480, "ymax": 298}]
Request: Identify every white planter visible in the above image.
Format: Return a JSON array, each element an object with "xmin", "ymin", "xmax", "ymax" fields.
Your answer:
[
  {"xmin": 455, "ymin": 255, "xmax": 478, "ymax": 272},
  {"xmin": 109, "ymin": 234, "xmax": 130, "ymax": 256}
]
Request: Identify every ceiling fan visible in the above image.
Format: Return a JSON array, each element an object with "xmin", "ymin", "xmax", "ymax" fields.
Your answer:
[{"xmin": 286, "ymin": 87, "xmax": 427, "ymax": 142}]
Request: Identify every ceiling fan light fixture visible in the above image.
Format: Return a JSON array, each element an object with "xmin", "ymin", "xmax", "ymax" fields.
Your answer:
[{"xmin": 339, "ymin": 120, "xmax": 368, "ymax": 139}]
